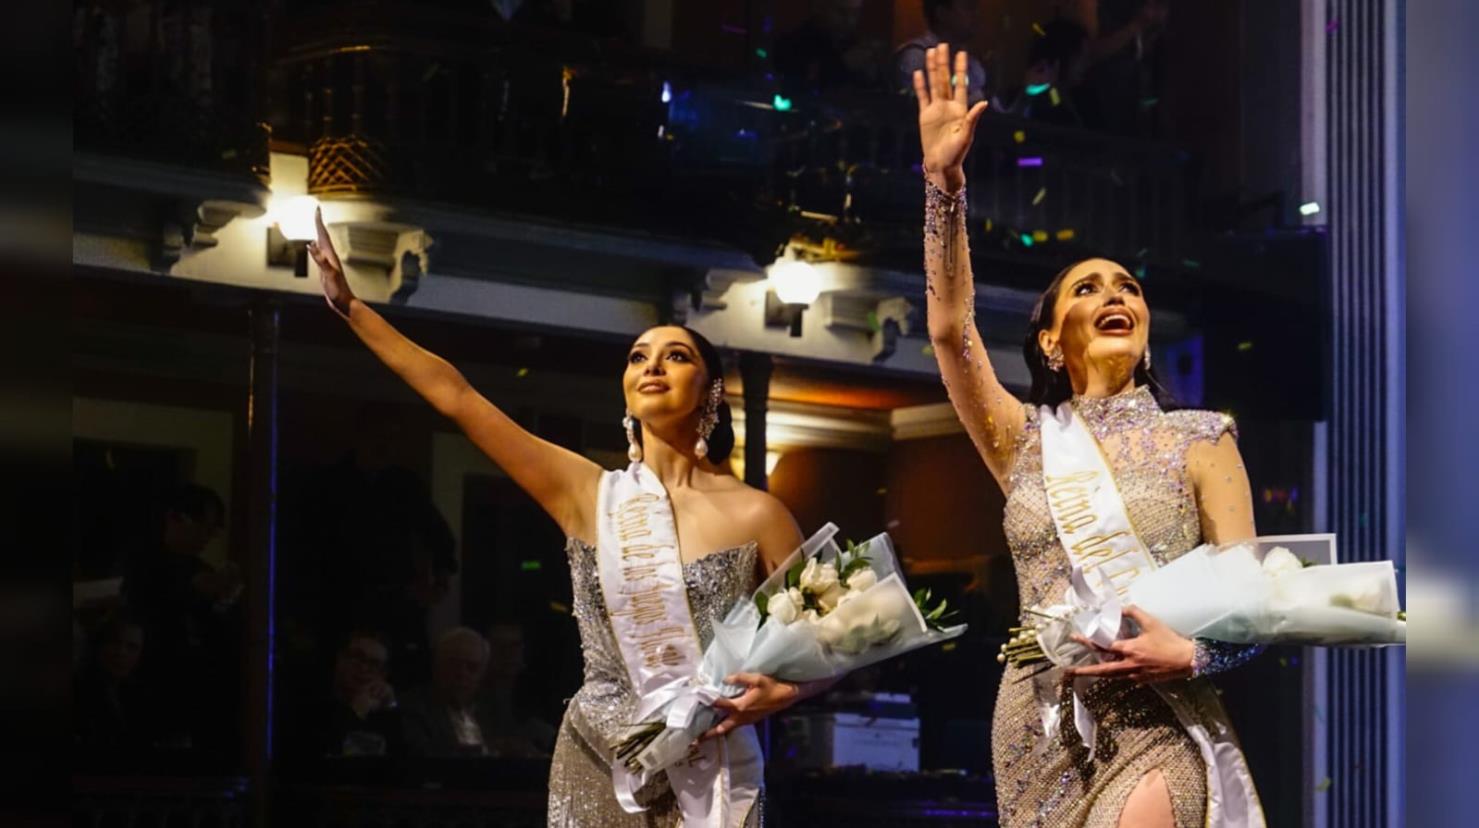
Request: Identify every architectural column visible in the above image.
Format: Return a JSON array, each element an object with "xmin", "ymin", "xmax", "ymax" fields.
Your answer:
[
  {"xmin": 738, "ymin": 352, "xmax": 773, "ymax": 491},
  {"xmin": 1304, "ymin": 1, "xmax": 1404, "ymax": 825}
]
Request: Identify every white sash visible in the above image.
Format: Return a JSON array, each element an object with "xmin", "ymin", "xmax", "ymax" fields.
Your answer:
[
  {"xmin": 1039, "ymin": 402, "xmax": 1264, "ymax": 828},
  {"xmin": 596, "ymin": 464, "xmax": 762, "ymax": 828}
]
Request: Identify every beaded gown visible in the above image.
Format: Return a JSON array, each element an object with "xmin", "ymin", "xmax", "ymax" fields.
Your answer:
[
  {"xmin": 991, "ymin": 387, "xmax": 1259, "ymax": 827},
  {"xmin": 546, "ymin": 538, "xmax": 763, "ymax": 827}
]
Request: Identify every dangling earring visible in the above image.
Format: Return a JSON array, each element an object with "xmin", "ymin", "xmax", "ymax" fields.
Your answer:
[
  {"xmin": 693, "ymin": 380, "xmax": 724, "ymax": 459},
  {"xmin": 1046, "ymin": 345, "xmax": 1065, "ymax": 372},
  {"xmin": 623, "ymin": 410, "xmax": 642, "ymax": 463},
  {"xmin": 1142, "ymin": 348, "xmax": 1152, "ymax": 372}
]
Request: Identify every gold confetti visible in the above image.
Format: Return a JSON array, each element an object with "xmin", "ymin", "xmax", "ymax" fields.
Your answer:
[
  {"xmin": 1055, "ymin": 228, "xmax": 1075, "ymax": 241},
  {"xmin": 984, "ymin": 218, "xmax": 993, "ymax": 232},
  {"xmin": 1032, "ymin": 230, "xmax": 1048, "ymax": 242},
  {"xmin": 1032, "ymin": 22, "xmax": 1046, "ymax": 36},
  {"xmin": 1315, "ymin": 777, "xmax": 1333, "ymax": 792},
  {"xmin": 1032, "ymin": 187, "xmax": 1046, "ymax": 206},
  {"xmin": 1013, "ymin": 130, "xmax": 1027, "ymax": 144},
  {"xmin": 1050, "ymin": 87, "xmax": 1061, "ymax": 107}
]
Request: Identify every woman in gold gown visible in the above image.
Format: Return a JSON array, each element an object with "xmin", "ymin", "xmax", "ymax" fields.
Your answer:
[{"xmin": 913, "ymin": 45, "xmax": 1265, "ymax": 827}]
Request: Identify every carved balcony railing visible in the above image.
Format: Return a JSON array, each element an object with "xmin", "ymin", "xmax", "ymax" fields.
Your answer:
[{"xmin": 73, "ymin": 0, "xmax": 270, "ymax": 182}]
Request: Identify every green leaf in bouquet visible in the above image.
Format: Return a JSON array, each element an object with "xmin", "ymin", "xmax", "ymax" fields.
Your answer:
[
  {"xmin": 840, "ymin": 554, "xmax": 873, "ymax": 584},
  {"xmin": 786, "ymin": 558, "xmax": 805, "ymax": 590},
  {"xmin": 755, "ymin": 593, "xmax": 770, "ymax": 626}
]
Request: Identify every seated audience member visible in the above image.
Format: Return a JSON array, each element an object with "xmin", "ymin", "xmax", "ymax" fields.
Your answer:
[
  {"xmin": 294, "ymin": 629, "xmax": 405, "ymax": 758},
  {"xmin": 74, "ymin": 613, "xmax": 153, "ymax": 766},
  {"xmin": 401, "ymin": 627, "xmax": 501, "ymax": 758},
  {"xmin": 479, "ymin": 623, "xmax": 557, "ymax": 758},
  {"xmin": 895, "ymin": 0, "xmax": 990, "ymax": 106}
]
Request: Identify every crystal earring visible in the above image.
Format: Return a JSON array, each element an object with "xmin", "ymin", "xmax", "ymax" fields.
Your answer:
[
  {"xmin": 1046, "ymin": 346, "xmax": 1065, "ymax": 372},
  {"xmin": 1142, "ymin": 348, "xmax": 1152, "ymax": 372},
  {"xmin": 623, "ymin": 410, "xmax": 642, "ymax": 463},
  {"xmin": 693, "ymin": 380, "xmax": 724, "ymax": 459}
]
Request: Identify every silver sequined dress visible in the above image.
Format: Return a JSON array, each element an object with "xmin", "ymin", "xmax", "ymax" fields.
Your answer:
[
  {"xmin": 547, "ymin": 538, "xmax": 763, "ymax": 827},
  {"xmin": 992, "ymin": 386, "xmax": 1257, "ymax": 827}
]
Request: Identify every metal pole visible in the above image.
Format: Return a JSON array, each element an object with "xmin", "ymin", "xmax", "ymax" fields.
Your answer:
[{"xmin": 244, "ymin": 298, "xmax": 280, "ymax": 826}]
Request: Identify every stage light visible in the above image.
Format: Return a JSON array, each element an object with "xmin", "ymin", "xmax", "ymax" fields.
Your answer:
[
  {"xmin": 266, "ymin": 194, "xmax": 320, "ymax": 277},
  {"xmin": 768, "ymin": 257, "xmax": 820, "ymax": 305},
  {"xmin": 269, "ymin": 194, "xmax": 318, "ymax": 241},
  {"xmin": 1300, "ymin": 201, "xmax": 1322, "ymax": 216}
]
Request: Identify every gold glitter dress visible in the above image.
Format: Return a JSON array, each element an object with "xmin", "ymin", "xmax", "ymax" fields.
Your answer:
[
  {"xmin": 993, "ymin": 387, "xmax": 1254, "ymax": 827},
  {"xmin": 546, "ymin": 538, "xmax": 763, "ymax": 827}
]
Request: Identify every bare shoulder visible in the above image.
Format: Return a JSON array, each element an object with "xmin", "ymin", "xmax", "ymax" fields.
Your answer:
[{"xmin": 706, "ymin": 473, "xmax": 802, "ymax": 568}]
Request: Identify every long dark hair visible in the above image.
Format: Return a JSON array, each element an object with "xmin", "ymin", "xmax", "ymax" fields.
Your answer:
[
  {"xmin": 1022, "ymin": 259, "xmax": 1170, "ymax": 407},
  {"xmin": 628, "ymin": 326, "xmax": 736, "ymax": 464}
]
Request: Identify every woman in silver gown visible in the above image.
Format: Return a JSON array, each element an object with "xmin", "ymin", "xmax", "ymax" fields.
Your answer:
[
  {"xmin": 913, "ymin": 45, "xmax": 1264, "ymax": 827},
  {"xmin": 308, "ymin": 213, "xmax": 819, "ymax": 825}
]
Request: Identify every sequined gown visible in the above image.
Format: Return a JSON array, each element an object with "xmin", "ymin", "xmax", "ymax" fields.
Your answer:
[
  {"xmin": 547, "ymin": 538, "xmax": 763, "ymax": 827},
  {"xmin": 993, "ymin": 387, "xmax": 1257, "ymax": 827}
]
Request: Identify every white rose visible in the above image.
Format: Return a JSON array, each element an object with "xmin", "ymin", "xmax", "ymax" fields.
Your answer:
[
  {"xmin": 845, "ymin": 568, "xmax": 878, "ymax": 593},
  {"xmin": 817, "ymin": 582, "xmax": 848, "ymax": 613},
  {"xmin": 800, "ymin": 559, "xmax": 840, "ymax": 596},
  {"xmin": 1261, "ymin": 546, "xmax": 1304, "ymax": 578},
  {"xmin": 1331, "ymin": 583, "xmax": 1386, "ymax": 614},
  {"xmin": 801, "ymin": 609, "xmax": 821, "ymax": 625},
  {"xmin": 766, "ymin": 589, "xmax": 800, "ymax": 625}
]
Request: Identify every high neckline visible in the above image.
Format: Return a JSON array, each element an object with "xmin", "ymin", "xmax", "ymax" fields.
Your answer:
[{"xmin": 1070, "ymin": 385, "xmax": 1159, "ymax": 436}]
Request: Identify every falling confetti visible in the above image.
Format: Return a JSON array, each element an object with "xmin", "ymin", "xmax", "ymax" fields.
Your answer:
[
  {"xmin": 984, "ymin": 218, "xmax": 993, "ymax": 232},
  {"xmin": 1049, "ymin": 87, "xmax": 1061, "ymax": 107},
  {"xmin": 922, "ymin": 344, "xmax": 936, "ymax": 357},
  {"xmin": 1032, "ymin": 187, "xmax": 1046, "ymax": 205},
  {"xmin": 516, "ymin": 367, "xmax": 531, "ymax": 378},
  {"xmin": 1055, "ymin": 228, "xmax": 1075, "ymax": 241},
  {"xmin": 1017, "ymin": 156, "xmax": 1043, "ymax": 167},
  {"xmin": 1019, "ymin": 233, "xmax": 1034, "ymax": 248},
  {"xmin": 772, "ymin": 94, "xmax": 793, "ymax": 111},
  {"xmin": 1032, "ymin": 22, "xmax": 1046, "ymax": 36},
  {"xmin": 1032, "ymin": 230, "xmax": 1048, "ymax": 243},
  {"xmin": 1013, "ymin": 130, "xmax": 1027, "ymax": 144},
  {"xmin": 1181, "ymin": 258, "xmax": 1201, "ymax": 269},
  {"xmin": 1315, "ymin": 777, "xmax": 1333, "ymax": 792},
  {"xmin": 1237, "ymin": 342, "xmax": 1253, "ymax": 352}
]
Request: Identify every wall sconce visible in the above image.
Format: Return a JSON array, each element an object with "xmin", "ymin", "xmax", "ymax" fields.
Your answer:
[
  {"xmin": 266, "ymin": 194, "xmax": 319, "ymax": 277},
  {"xmin": 764, "ymin": 256, "xmax": 821, "ymax": 337}
]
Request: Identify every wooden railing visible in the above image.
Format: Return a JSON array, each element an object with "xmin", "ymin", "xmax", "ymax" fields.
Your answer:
[{"xmin": 72, "ymin": 0, "xmax": 270, "ymax": 181}]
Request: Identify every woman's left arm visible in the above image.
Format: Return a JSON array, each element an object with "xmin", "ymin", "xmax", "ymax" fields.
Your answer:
[
  {"xmin": 1070, "ymin": 429, "xmax": 1264, "ymax": 683},
  {"xmin": 1184, "ymin": 431, "xmax": 1265, "ymax": 676},
  {"xmin": 702, "ymin": 494, "xmax": 833, "ymax": 740}
]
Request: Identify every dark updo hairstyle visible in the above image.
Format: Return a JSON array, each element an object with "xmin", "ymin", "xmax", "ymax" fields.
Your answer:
[
  {"xmin": 628, "ymin": 326, "xmax": 736, "ymax": 465},
  {"xmin": 1023, "ymin": 259, "xmax": 1170, "ymax": 408}
]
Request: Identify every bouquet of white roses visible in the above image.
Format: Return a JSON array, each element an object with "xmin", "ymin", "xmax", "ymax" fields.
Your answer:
[
  {"xmin": 612, "ymin": 522, "xmax": 965, "ymax": 776},
  {"xmin": 1001, "ymin": 536, "xmax": 1406, "ymax": 671}
]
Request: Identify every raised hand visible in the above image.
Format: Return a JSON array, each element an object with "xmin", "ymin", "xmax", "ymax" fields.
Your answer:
[
  {"xmin": 912, "ymin": 44, "xmax": 989, "ymax": 192},
  {"xmin": 306, "ymin": 207, "xmax": 354, "ymax": 319}
]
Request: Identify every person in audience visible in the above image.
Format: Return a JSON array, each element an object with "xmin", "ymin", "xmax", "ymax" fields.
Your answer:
[
  {"xmin": 121, "ymin": 483, "xmax": 240, "ymax": 759},
  {"xmin": 775, "ymin": 0, "xmax": 889, "ymax": 94},
  {"xmin": 401, "ymin": 627, "xmax": 498, "ymax": 758},
  {"xmin": 479, "ymin": 622, "xmax": 557, "ymax": 758},
  {"xmin": 74, "ymin": 613, "xmax": 153, "ymax": 766},
  {"xmin": 293, "ymin": 629, "xmax": 405, "ymax": 758},
  {"xmin": 895, "ymin": 0, "xmax": 990, "ymax": 106},
  {"xmin": 1001, "ymin": 18, "xmax": 1089, "ymax": 126},
  {"xmin": 295, "ymin": 404, "xmax": 458, "ymax": 687}
]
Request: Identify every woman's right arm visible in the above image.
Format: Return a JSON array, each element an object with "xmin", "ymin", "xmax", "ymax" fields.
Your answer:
[
  {"xmin": 914, "ymin": 45, "xmax": 1025, "ymax": 488},
  {"xmin": 309, "ymin": 210, "xmax": 601, "ymax": 538}
]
